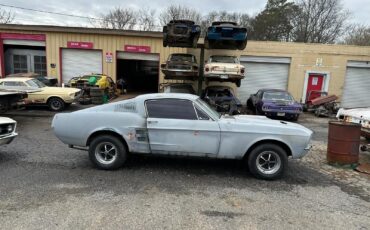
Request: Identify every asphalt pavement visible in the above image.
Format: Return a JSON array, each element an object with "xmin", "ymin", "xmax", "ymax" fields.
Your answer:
[{"xmin": 0, "ymin": 111, "xmax": 369, "ymax": 230}]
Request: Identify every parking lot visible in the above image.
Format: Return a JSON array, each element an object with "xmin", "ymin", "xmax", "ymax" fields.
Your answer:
[{"xmin": 0, "ymin": 107, "xmax": 370, "ymax": 230}]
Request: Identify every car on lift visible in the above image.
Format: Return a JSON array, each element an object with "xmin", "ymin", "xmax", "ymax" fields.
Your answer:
[
  {"xmin": 163, "ymin": 20, "xmax": 201, "ymax": 48},
  {"xmin": 161, "ymin": 83, "xmax": 196, "ymax": 94},
  {"xmin": 52, "ymin": 93, "xmax": 313, "ymax": 180},
  {"xmin": 161, "ymin": 53, "xmax": 199, "ymax": 80},
  {"xmin": 204, "ymin": 55, "xmax": 245, "ymax": 87},
  {"xmin": 202, "ymin": 86, "xmax": 242, "ymax": 115},
  {"xmin": 0, "ymin": 77, "xmax": 81, "ymax": 111},
  {"xmin": 247, "ymin": 89, "xmax": 303, "ymax": 121},
  {"xmin": 205, "ymin": 21, "xmax": 247, "ymax": 50}
]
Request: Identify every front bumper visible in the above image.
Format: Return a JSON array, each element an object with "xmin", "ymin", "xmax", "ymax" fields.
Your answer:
[
  {"xmin": 0, "ymin": 133, "xmax": 18, "ymax": 145},
  {"xmin": 263, "ymin": 111, "xmax": 301, "ymax": 118}
]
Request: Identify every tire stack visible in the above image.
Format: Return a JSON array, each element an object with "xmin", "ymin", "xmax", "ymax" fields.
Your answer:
[{"xmin": 90, "ymin": 88, "xmax": 104, "ymax": 105}]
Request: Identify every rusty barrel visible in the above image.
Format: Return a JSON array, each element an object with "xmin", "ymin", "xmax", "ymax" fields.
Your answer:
[{"xmin": 327, "ymin": 121, "xmax": 361, "ymax": 165}]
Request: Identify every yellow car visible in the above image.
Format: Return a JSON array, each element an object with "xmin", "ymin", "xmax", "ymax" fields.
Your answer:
[
  {"xmin": 66, "ymin": 74, "xmax": 117, "ymax": 98},
  {"xmin": 0, "ymin": 77, "xmax": 81, "ymax": 111}
]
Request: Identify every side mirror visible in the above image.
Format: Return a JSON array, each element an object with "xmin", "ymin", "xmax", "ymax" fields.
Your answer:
[
  {"xmin": 204, "ymin": 60, "xmax": 208, "ymax": 64},
  {"xmin": 160, "ymin": 63, "xmax": 166, "ymax": 69}
]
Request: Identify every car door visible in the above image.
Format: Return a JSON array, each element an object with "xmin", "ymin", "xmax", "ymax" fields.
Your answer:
[{"xmin": 146, "ymin": 98, "xmax": 221, "ymax": 156}]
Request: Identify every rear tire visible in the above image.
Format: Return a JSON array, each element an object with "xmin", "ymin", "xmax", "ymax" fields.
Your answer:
[
  {"xmin": 247, "ymin": 143, "xmax": 288, "ymax": 180},
  {"xmin": 89, "ymin": 135, "xmax": 127, "ymax": 170}
]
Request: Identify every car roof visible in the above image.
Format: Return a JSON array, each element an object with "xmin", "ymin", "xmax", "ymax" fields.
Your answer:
[
  {"xmin": 135, "ymin": 93, "xmax": 199, "ymax": 101},
  {"xmin": 0, "ymin": 77, "xmax": 31, "ymax": 81},
  {"xmin": 170, "ymin": 20, "xmax": 195, "ymax": 25},
  {"xmin": 209, "ymin": 55, "xmax": 237, "ymax": 58},
  {"xmin": 170, "ymin": 53, "xmax": 194, "ymax": 57}
]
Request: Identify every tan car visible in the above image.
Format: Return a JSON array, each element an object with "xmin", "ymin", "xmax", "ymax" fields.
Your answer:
[
  {"xmin": 0, "ymin": 77, "xmax": 81, "ymax": 111},
  {"xmin": 204, "ymin": 55, "xmax": 245, "ymax": 87}
]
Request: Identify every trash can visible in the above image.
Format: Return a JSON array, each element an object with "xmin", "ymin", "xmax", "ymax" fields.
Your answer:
[{"xmin": 327, "ymin": 121, "xmax": 361, "ymax": 165}]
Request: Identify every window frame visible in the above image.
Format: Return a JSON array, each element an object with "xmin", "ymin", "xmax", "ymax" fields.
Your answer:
[{"xmin": 145, "ymin": 98, "xmax": 213, "ymax": 121}]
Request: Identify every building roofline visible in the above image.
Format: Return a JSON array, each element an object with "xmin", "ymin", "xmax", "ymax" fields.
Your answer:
[{"xmin": 0, "ymin": 24, "xmax": 163, "ymax": 38}]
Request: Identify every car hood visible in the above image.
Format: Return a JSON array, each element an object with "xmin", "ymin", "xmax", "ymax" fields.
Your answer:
[
  {"xmin": 40, "ymin": 87, "xmax": 81, "ymax": 94},
  {"xmin": 207, "ymin": 63, "xmax": 241, "ymax": 68},
  {"xmin": 0, "ymin": 117, "xmax": 16, "ymax": 124},
  {"xmin": 262, "ymin": 100, "xmax": 301, "ymax": 107},
  {"xmin": 221, "ymin": 115, "xmax": 312, "ymax": 136}
]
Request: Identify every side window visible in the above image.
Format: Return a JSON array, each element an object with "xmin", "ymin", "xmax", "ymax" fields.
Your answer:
[
  {"xmin": 195, "ymin": 106, "xmax": 210, "ymax": 120},
  {"xmin": 146, "ymin": 99, "xmax": 197, "ymax": 120},
  {"xmin": 256, "ymin": 91, "xmax": 263, "ymax": 98},
  {"xmin": 4, "ymin": 81, "xmax": 26, "ymax": 87}
]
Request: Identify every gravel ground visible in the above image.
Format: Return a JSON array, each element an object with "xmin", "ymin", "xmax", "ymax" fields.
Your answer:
[{"xmin": 0, "ymin": 111, "xmax": 369, "ymax": 230}]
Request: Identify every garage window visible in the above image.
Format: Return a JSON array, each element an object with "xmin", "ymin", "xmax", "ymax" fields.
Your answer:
[
  {"xmin": 34, "ymin": 56, "xmax": 47, "ymax": 76},
  {"xmin": 13, "ymin": 55, "xmax": 28, "ymax": 73},
  {"xmin": 146, "ymin": 99, "xmax": 197, "ymax": 120}
]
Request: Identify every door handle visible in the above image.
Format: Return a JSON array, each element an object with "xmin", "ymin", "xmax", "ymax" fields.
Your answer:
[{"xmin": 148, "ymin": 120, "xmax": 158, "ymax": 124}]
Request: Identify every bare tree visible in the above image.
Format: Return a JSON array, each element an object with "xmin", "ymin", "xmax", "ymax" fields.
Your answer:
[
  {"xmin": 138, "ymin": 9, "xmax": 157, "ymax": 31},
  {"xmin": 0, "ymin": 8, "xmax": 14, "ymax": 24},
  {"xmin": 159, "ymin": 5, "xmax": 202, "ymax": 26},
  {"xmin": 96, "ymin": 7, "xmax": 137, "ymax": 30},
  {"xmin": 343, "ymin": 24, "xmax": 370, "ymax": 46},
  {"xmin": 292, "ymin": 0, "xmax": 349, "ymax": 43}
]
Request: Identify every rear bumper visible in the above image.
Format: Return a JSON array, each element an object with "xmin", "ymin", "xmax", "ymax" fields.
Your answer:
[
  {"xmin": 204, "ymin": 73, "xmax": 244, "ymax": 80},
  {"xmin": 0, "ymin": 133, "xmax": 17, "ymax": 145},
  {"xmin": 162, "ymin": 69, "xmax": 198, "ymax": 79}
]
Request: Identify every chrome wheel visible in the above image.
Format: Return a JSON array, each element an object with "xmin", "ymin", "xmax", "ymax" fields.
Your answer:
[
  {"xmin": 95, "ymin": 142, "xmax": 117, "ymax": 165},
  {"xmin": 256, "ymin": 151, "xmax": 281, "ymax": 175}
]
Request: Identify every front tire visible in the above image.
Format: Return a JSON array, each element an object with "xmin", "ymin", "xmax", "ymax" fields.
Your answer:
[
  {"xmin": 89, "ymin": 135, "xmax": 127, "ymax": 170},
  {"xmin": 247, "ymin": 143, "xmax": 288, "ymax": 180},
  {"xmin": 48, "ymin": 97, "xmax": 65, "ymax": 111}
]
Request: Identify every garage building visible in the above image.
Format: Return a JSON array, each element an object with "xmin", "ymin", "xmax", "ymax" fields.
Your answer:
[{"xmin": 0, "ymin": 24, "xmax": 370, "ymax": 107}]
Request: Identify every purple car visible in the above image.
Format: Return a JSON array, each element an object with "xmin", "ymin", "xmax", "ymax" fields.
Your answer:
[{"xmin": 247, "ymin": 89, "xmax": 303, "ymax": 121}]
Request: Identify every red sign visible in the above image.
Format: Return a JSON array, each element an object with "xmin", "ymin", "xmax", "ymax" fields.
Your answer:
[
  {"xmin": 0, "ymin": 33, "xmax": 46, "ymax": 41},
  {"xmin": 124, "ymin": 45, "xmax": 151, "ymax": 53},
  {"xmin": 67, "ymin": 41, "xmax": 94, "ymax": 49}
]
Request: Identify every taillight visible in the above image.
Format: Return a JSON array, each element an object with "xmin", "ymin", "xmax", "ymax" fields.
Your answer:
[{"xmin": 205, "ymin": 67, "xmax": 209, "ymax": 72}]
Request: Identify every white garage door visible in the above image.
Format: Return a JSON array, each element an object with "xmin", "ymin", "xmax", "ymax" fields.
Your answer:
[
  {"xmin": 62, "ymin": 49, "xmax": 102, "ymax": 83},
  {"xmin": 117, "ymin": 52, "xmax": 159, "ymax": 61},
  {"xmin": 238, "ymin": 56, "xmax": 290, "ymax": 102},
  {"xmin": 342, "ymin": 61, "xmax": 370, "ymax": 108}
]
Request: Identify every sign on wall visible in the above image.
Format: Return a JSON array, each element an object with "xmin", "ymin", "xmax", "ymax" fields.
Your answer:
[
  {"xmin": 124, "ymin": 45, "xmax": 151, "ymax": 53},
  {"xmin": 105, "ymin": 52, "xmax": 113, "ymax": 63},
  {"xmin": 67, "ymin": 41, "xmax": 94, "ymax": 49}
]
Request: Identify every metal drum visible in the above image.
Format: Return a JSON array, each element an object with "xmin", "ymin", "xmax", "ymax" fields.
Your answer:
[{"xmin": 327, "ymin": 121, "xmax": 361, "ymax": 165}]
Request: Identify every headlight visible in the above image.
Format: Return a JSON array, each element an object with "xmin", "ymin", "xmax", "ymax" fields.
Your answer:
[
  {"xmin": 262, "ymin": 106, "xmax": 270, "ymax": 111},
  {"xmin": 7, "ymin": 124, "xmax": 13, "ymax": 133},
  {"xmin": 69, "ymin": 92, "xmax": 75, "ymax": 97}
]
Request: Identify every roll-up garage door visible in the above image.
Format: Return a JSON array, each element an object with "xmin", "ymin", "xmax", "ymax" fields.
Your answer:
[
  {"xmin": 238, "ymin": 56, "xmax": 291, "ymax": 102},
  {"xmin": 341, "ymin": 61, "xmax": 370, "ymax": 108},
  {"xmin": 116, "ymin": 52, "xmax": 159, "ymax": 61},
  {"xmin": 62, "ymin": 49, "xmax": 102, "ymax": 84}
]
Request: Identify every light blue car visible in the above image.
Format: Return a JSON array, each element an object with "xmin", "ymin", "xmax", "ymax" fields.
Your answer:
[{"xmin": 52, "ymin": 93, "xmax": 312, "ymax": 180}]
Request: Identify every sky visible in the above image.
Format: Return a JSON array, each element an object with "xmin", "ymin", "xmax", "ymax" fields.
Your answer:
[{"xmin": 1, "ymin": 0, "xmax": 369, "ymax": 28}]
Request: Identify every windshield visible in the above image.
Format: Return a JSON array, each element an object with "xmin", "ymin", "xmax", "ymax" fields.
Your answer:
[
  {"xmin": 263, "ymin": 91, "xmax": 293, "ymax": 101},
  {"xmin": 195, "ymin": 98, "xmax": 220, "ymax": 120},
  {"xmin": 170, "ymin": 54, "xmax": 194, "ymax": 62},
  {"xmin": 209, "ymin": 56, "xmax": 237, "ymax": 63},
  {"xmin": 26, "ymin": 79, "xmax": 46, "ymax": 88}
]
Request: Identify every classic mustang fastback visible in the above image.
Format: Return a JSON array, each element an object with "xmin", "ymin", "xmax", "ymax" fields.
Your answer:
[{"xmin": 52, "ymin": 93, "xmax": 312, "ymax": 180}]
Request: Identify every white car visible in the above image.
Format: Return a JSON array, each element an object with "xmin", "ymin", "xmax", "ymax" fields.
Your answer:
[
  {"xmin": 0, "ymin": 117, "xmax": 17, "ymax": 145},
  {"xmin": 337, "ymin": 108, "xmax": 370, "ymax": 140},
  {"xmin": 52, "ymin": 93, "xmax": 313, "ymax": 180},
  {"xmin": 204, "ymin": 55, "xmax": 245, "ymax": 87}
]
